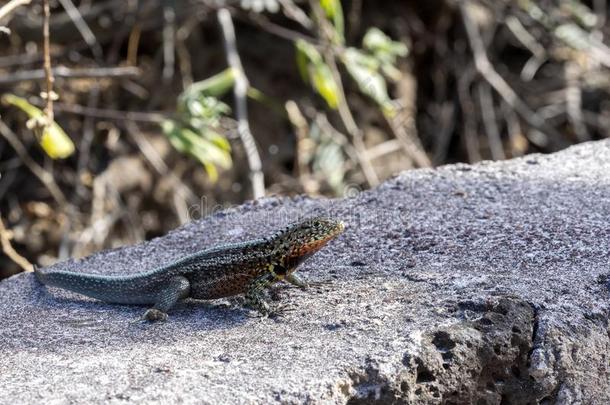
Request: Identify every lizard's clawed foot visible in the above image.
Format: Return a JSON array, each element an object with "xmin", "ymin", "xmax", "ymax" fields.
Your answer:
[
  {"xmin": 246, "ymin": 303, "xmax": 294, "ymax": 319},
  {"xmin": 268, "ymin": 302, "xmax": 297, "ymax": 319},
  {"xmin": 141, "ymin": 308, "xmax": 169, "ymax": 322},
  {"xmin": 246, "ymin": 301, "xmax": 271, "ymax": 318}
]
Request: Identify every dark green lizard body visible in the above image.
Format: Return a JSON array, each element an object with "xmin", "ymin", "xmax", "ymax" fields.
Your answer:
[{"xmin": 35, "ymin": 217, "xmax": 344, "ymax": 321}]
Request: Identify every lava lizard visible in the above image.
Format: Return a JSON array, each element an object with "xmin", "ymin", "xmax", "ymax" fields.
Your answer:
[{"xmin": 35, "ymin": 217, "xmax": 344, "ymax": 321}]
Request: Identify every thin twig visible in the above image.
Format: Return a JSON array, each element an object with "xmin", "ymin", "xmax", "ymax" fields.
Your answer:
[
  {"xmin": 314, "ymin": 113, "xmax": 360, "ymax": 170},
  {"xmin": 33, "ymin": 100, "xmax": 168, "ymax": 123},
  {"xmin": 346, "ymin": 0, "xmax": 362, "ymax": 42},
  {"xmin": 504, "ymin": 16, "xmax": 546, "ymax": 81},
  {"xmin": 385, "ymin": 114, "xmax": 431, "ymax": 168},
  {"xmin": 564, "ymin": 62, "xmax": 589, "ymax": 142},
  {"xmin": 431, "ymin": 102, "xmax": 456, "ymax": 165},
  {"xmin": 501, "ymin": 100, "xmax": 526, "ymax": 157},
  {"xmin": 309, "ymin": 0, "xmax": 379, "ymax": 187},
  {"xmin": 42, "ymin": 0, "xmax": 54, "ymax": 125},
  {"xmin": 0, "ymin": 119, "xmax": 67, "ymax": 206},
  {"xmin": 235, "ymin": 10, "xmax": 320, "ymax": 47},
  {"xmin": 176, "ymin": 31, "xmax": 193, "ymax": 89},
  {"xmin": 124, "ymin": 120, "xmax": 197, "ymax": 202},
  {"xmin": 162, "ymin": 2, "xmax": 176, "ymax": 82},
  {"xmin": 366, "ymin": 139, "xmax": 402, "ymax": 160},
  {"xmin": 0, "ymin": 66, "xmax": 141, "ymax": 84},
  {"xmin": 371, "ymin": 55, "xmax": 429, "ymax": 165},
  {"xmin": 217, "ymin": 8, "xmax": 265, "ymax": 199},
  {"xmin": 582, "ymin": 110, "xmax": 610, "ymax": 137},
  {"xmin": 57, "ymin": 0, "xmax": 103, "ymax": 61},
  {"xmin": 74, "ymin": 85, "xmax": 100, "ymax": 198},
  {"xmin": 0, "ymin": 0, "xmax": 31, "ymax": 23},
  {"xmin": 327, "ymin": 54, "xmax": 379, "ymax": 186},
  {"xmin": 285, "ymin": 100, "xmax": 312, "ymax": 191},
  {"xmin": 0, "ymin": 216, "xmax": 33, "ymax": 273},
  {"xmin": 457, "ymin": 67, "xmax": 481, "ymax": 163},
  {"xmin": 127, "ymin": 24, "xmax": 142, "ymax": 66},
  {"xmin": 278, "ymin": 0, "xmax": 312, "ymax": 29},
  {"xmin": 459, "ymin": 1, "xmax": 561, "ymax": 140},
  {"xmin": 477, "ymin": 82, "xmax": 505, "ymax": 160},
  {"xmin": 124, "ymin": 121, "xmax": 195, "ymax": 224}
]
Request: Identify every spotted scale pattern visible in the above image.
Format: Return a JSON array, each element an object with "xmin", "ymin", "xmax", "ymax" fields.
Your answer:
[{"xmin": 36, "ymin": 217, "xmax": 345, "ymax": 321}]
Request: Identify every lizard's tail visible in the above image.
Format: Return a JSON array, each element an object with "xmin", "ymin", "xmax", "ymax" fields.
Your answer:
[
  {"xmin": 35, "ymin": 266, "xmax": 153, "ymax": 305},
  {"xmin": 34, "ymin": 265, "xmax": 81, "ymax": 288}
]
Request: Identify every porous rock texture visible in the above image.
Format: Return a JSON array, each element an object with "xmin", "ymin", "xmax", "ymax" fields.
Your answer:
[{"xmin": 1, "ymin": 141, "xmax": 609, "ymax": 404}]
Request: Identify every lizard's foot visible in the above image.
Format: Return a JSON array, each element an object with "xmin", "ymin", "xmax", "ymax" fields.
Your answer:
[
  {"xmin": 142, "ymin": 308, "xmax": 169, "ymax": 322},
  {"xmin": 245, "ymin": 301, "xmax": 271, "ymax": 318},
  {"xmin": 247, "ymin": 303, "xmax": 295, "ymax": 319},
  {"xmin": 269, "ymin": 302, "xmax": 297, "ymax": 319}
]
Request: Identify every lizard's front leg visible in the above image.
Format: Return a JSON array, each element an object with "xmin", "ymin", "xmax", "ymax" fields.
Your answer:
[
  {"xmin": 142, "ymin": 276, "xmax": 190, "ymax": 322},
  {"xmin": 284, "ymin": 273, "xmax": 332, "ymax": 290},
  {"xmin": 244, "ymin": 272, "xmax": 277, "ymax": 317},
  {"xmin": 285, "ymin": 273, "xmax": 309, "ymax": 289}
]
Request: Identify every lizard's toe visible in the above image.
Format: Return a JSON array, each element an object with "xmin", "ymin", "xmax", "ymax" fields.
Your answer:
[
  {"xmin": 142, "ymin": 308, "xmax": 169, "ymax": 322},
  {"xmin": 269, "ymin": 303, "xmax": 297, "ymax": 319}
]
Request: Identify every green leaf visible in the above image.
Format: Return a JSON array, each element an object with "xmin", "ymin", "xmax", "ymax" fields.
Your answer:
[
  {"xmin": 311, "ymin": 63, "xmax": 340, "ymax": 109},
  {"xmin": 320, "ymin": 0, "xmax": 344, "ymax": 44},
  {"xmin": 184, "ymin": 96, "xmax": 231, "ymax": 129},
  {"xmin": 309, "ymin": 120, "xmax": 347, "ymax": 195},
  {"xmin": 320, "ymin": 0, "xmax": 338, "ymax": 17},
  {"xmin": 554, "ymin": 23, "xmax": 591, "ymax": 51},
  {"xmin": 2, "ymin": 94, "xmax": 74, "ymax": 159},
  {"xmin": 342, "ymin": 48, "xmax": 394, "ymax": 114},
  {"xmin": 207, "ymin": 131, "xmax": 231, "ymax": 151},
  {"xmin": 295, "ymin": 40, "xmax": 340, "ymax": 109},
  {"xmin": 39, "ymin": 126, "xmax": 75, "ymax": 159},
  {"xmin": 163, "ymin": 120, "xmax": 232, "ymax": 182},
  {"xmin": 296, "ymin": 43, "xmax": 312, "ymax": 83},
  {"xmin": 182, "ymin": 68, "xmax": 236, "ymax": 99},
  {"xmin": 296, "ymin": 40, "xmax": 323, "ymax": 65},
  {"xmin": 363, "ymin": 28, "xmax": 408, "ymax": 60},
  {"xmin": 163, "ymin": 72, "xmax": 237, "ymax": 181},
  {"xmin": 362, "ymin": 28, "xmax": 408, "ymax": 82}
]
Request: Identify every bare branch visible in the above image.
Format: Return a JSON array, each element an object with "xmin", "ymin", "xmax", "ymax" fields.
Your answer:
[
  {"xmin": 459, "ymin": 1, "xmax": 561, "ymax": 140},
  {"xmin": 0, "ymin": 216, "xmax": 33, "ymax": 273},
  {"xmin": 42, "ymin": 0, "xmax": 54, "ymax": 125},
  {"xmin": 477, "ymin": 82, "xmax": 505, "ymax": 160},
  {"xmin": 0, "ymin": 119, "xmax": 67, "ymax": 206},
  {"xmin": 309, "ymin": 0, "xmax": 379, "ymax": 187},
  {"xmin": 0, "ymin": 66, "xmax": 141, "ymax": 84},
  {"xmin": 0, "ymin": 0, "xmax": 31, "ymax": 23},
  {"xmin": 565, "ymin": 62, "xmax": 589, "ymax": 142},
  {"xmin": 57, "ymin": 0, "xmax": 103, "ymax": 61},
  {"xmin": 162, "ymin": 4, "xmax": 176, "ymax": 82},
  {"xmin": 217, "ymin": 8, "xmax": 265, "ymax": 199}
]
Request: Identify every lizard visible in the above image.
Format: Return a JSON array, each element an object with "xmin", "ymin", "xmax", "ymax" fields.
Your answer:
[{"xmin": 35, "ymin": 216, "xmax": 345, "ymax": 321}]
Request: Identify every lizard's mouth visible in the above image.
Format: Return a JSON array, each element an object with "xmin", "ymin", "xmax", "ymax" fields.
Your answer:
[{"xmin": 293, "ymin": 220, "xmax": 345, "ymax": 257}]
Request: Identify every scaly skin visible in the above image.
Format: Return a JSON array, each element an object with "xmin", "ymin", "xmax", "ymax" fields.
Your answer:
[{"xmin": 35, "ymin": 217, "xmax": 345, "ymax": 321}]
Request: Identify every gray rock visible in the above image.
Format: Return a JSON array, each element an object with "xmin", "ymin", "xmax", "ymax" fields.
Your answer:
[{"xmin": 1, "ymin": 141, "xmax": 609, "ymax": 404}]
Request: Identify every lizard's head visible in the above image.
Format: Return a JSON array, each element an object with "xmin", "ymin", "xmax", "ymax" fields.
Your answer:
[{"xmin": 273, "ymin": 217, "xmax": 345, "ymax": 265}]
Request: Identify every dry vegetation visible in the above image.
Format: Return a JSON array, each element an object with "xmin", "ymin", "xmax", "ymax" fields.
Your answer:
[{"xmin": 0, "ymin": 0, "xmax": 608, "ymax": 279}]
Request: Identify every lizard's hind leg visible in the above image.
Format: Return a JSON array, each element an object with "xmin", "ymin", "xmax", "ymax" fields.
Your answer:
[
  {"xmin": 142, "ymin": 276, "xmax": 190, "ymax": 322},
  {"xmin": 245, "ymin": 272, "xmax": 297, "ymax": 318}
]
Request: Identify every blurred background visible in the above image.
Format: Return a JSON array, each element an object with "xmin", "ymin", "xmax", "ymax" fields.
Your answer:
[{"xmin": 0, "ymin": 0, "xmax": 609, "ymax": 279}]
